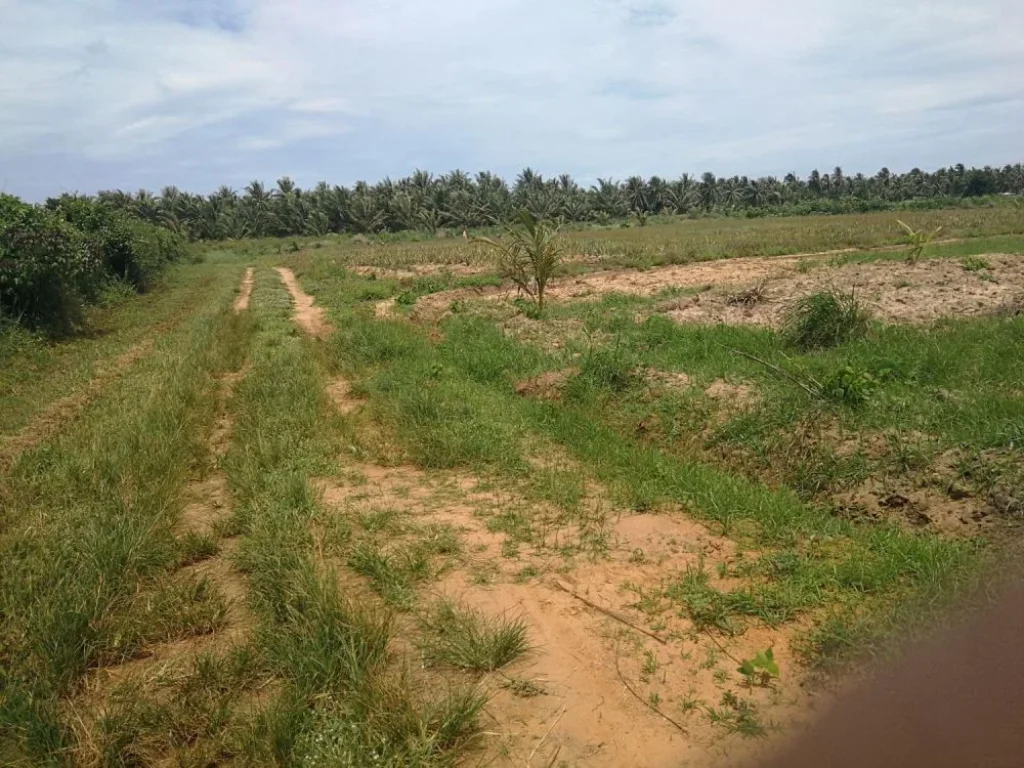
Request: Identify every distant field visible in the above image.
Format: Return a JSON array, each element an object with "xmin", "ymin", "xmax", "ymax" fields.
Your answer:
[
  {"xmin": 208, "ymin": 202, "xmax": 1024, "ymax": 272},
  {"xmin": 2, "ymin": 203, "xmax": 1022, "ymax": 766}
]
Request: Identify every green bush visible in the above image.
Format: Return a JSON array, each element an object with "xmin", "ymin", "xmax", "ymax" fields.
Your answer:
[
  {"xmin": 783, "ymin": 290, "xmax": 870, "ymax": 351},
  {"xmin": 0, "ymin": 194, "xmax": 100, "ymax": 333},
  {"xmin": 47, "ymin": 195, "xmax": 186, "ymax": 291}
]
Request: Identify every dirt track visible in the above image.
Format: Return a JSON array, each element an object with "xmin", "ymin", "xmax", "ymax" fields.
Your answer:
[{"xmin": 276, "ymin": 266, "xmax": 333, "ymax": 337}]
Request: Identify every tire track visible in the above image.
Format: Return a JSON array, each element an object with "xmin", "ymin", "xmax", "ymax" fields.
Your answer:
[{"xmin": 275, "ymin": 266, "xmax": 333, "ymax": 337}]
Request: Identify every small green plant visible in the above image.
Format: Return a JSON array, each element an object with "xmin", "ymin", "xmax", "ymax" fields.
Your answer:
[
  {"xmin": 782, "ymin": 289, "xmax": 869, "ymax": 351},
  {"xmin": 476, "ymin": 210, "xmax": 563, "ymax": 313},
  {"xmin": 679, "ymin": 693, "xmax": 702, "ymax": 714},
  {"xmin": 897, "ymin": 219, "xmax": 942, "ymax": 263},
  {"xmin": 737, "ymin": 648, "xmax": 780, "ymax": 687},
  {"xmin": 705, "ymin": 692, "xmax": 767, "ymax": 738},
  {"xmin": 960, "ymin": 255, "xmax": 991, "ymax": 272},
  {"xmin": 419, "ymin": 600, "xmax": 530, "ymax": 672},
  {"xmin": 631, "ymin": 208, "xmax": 650, "ymax": 228},
  {"xmin": 396, "ymin": 290, "xmax": 418, "ymax": 306},
  {"xmin": 819, "ymin": 365, "xmax": 878, "ymax": 406},
  {"xmin": 641, "ymin": 650, "xmax": 659, "ymax": 681}
]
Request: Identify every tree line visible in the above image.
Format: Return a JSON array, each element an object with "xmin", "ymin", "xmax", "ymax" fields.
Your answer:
[{"xmin": 89, "ymin": 163, "xmax": 1022, "ymax": 241}]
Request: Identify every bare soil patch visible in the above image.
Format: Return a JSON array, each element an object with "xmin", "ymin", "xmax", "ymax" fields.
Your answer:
[
  {"xmin": 232, "ymin": 267, "xmax": 255, "ymax": 313},
  {"xmin": 275, "ymin": 267, "xmax": 333, "ymax": 337},
  {"xmin": 315, "ymin": 439, "xmax": 813, "ymax": 765},
  {"xmin": 664, "ymin": 254, "xmax": 1024, "ymax": 327},
  {"xmin": 515, "ymin": 368, "xmax": 579, "ymax": 401},
  {"xmin": 405, "ymin": 253, "xmax": 1024, "ymax": 328},
  {"xmin": 325, "ymin": 376, "xmax": 366, "ymax": 415},
  {"xmin": 350, "ymin": 263, "xmax": 491, "ymax": 279}
]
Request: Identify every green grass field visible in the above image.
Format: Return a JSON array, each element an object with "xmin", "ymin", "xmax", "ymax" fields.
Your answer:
[{"xmin": 2, "ymin": 207, "xmax": 1022, "ymax": 766}]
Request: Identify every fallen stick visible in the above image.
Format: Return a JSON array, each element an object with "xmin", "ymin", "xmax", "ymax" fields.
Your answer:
[
  {"xmin": 553, "ymin": 579, "xmax": 668, "ymax": 645},
  {"xmin": 615, "ymin": 645, "xmax": 688, "ymax": 735}
]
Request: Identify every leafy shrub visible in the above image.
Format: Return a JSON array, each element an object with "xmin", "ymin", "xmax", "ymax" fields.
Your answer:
[
  {"xmin": 0, "ymin": 194, "xmax": 100, "ymax": 333},
  {"xmin": 819, "ymin": 365, "xmax": 878, "ymax": 406},
  {"xmin": 782, "ymin": 290, "xmax": 869, "ymax": 351},
  {"xmin": 47, "ymin": 196, "xmax": 186, "ymax": 291}
]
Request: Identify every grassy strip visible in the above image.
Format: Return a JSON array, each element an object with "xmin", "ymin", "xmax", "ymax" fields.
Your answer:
[
  {"xmin": 538, "ymin": 291, "xmax": 1024, "ymax": 498},
  {"xmin": 0, "ymin": 262, "xmax": 225, "ymax": 436},
  {"xmin": 221, "ymin": 269, "xmax": 483, "ymax": 766},
  {"xmin": 0, "ymin": 264, "xmax": 247, "ymax": 764},
  {"xmin": 298, "ymin": 262, "xmax": 987, "ymax": 673}
]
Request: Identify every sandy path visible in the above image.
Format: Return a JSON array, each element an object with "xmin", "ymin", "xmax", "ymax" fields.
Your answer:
[
  {"xmin": 233, "ymin": 267, "xmax": 255, "ymax": 313},
  {"xmin": 275, "ymin": 267, "xmax": 333, "ymax": 337}
]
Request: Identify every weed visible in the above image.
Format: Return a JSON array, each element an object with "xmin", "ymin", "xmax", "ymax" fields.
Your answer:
[
  {"xmin": 782, "ymin": 289, "xmax": 870, "ymax": 351},
  {"xmin": 819, "ymin": 365, "xmax": 878, "ymax": 406},
  {"xmin": 419, "ymin": 600, "xmax": 530, "ymax": 672},
  {"xmin": 514, "ymin": 566, "xmax": 538, "ymax": 585},
  {"xmin": 679, "ymin": 693, "xmax": 702, "ymax": 714},
  {"xmin": 705, "ymin": 692, "xmax": 767, "ymax": 738},
  {"xmin": 737, "ymin": 648, "xmax": 780, "ymax": 687},
  {"xmin": 960, "ymin": 255, "xmax": 991, "ymax": 272},
  {"xmin": 347, "ymin": 542, "xmax": 431, "ymax": 609},
  {"xmin": 641, "ymin": 650, "xmax": 659, "ymax": 681}
]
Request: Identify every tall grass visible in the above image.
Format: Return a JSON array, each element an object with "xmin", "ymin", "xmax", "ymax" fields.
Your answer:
[
  {"xmin": 222, "ymin": 269, "xmax": 484, "ymax": 765},
  {"xmin": 0, "ymin": 266, "xmax": 246, "ymax": 763}
]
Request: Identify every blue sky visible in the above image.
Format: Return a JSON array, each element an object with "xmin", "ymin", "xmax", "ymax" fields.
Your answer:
[{"xmin": 1, "ymin": 0, "xmax": 1021, "ymax": 200}]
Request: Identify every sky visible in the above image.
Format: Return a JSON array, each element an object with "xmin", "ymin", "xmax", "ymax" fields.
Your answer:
[{"xmin": 1, "ymin": 0, "xmax": 1022, "ymax": 200}]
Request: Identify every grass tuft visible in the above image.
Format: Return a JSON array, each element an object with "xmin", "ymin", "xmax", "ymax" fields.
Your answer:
[
  {"xmin": 419, "ymin": 600, "xmax": 530, "ymax": 672},
  {"xmin": 783, "ymin": 289, "xmax": 870, "ymax": 351}
]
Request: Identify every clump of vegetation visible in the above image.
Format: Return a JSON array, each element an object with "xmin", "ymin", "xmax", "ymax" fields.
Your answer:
[
  {"xmin": 705, "ymin": 691, "xmax": 768, "ymax": 738},
  {"xmin": 419, "ymin": 600, "xmax": 529, "ymax": 672},
  {"xmin": 782, "ymin": 289, "xmax": 869, "ymax": 351},
  {"xmin": 727, "ymin": 279, "xmax": 769, "ymax": 307},
  {"xmin": 477, "ymin": 211, "xmax": 563, "ymax": 313},
  {"xmin": 737, "ymin": 648, "xmax": 780, "ymax": 687},
  {"xmin": 818, "ymin": 365, "xmax": 879, "ymax": 406},
  {"xmin": 897, "ymin": 219, "xmax": 942, "ymax": 263},
  {"xmin": 960, "ymin": 255, "xmax": 991, "ymax": 272},
  {"xmin": 0, "ymin": 193, "xmax": 97, "ymax": 333},
  {"xmin": 0, "ymin": 193, "xmax": 187, "ymax": 335}
]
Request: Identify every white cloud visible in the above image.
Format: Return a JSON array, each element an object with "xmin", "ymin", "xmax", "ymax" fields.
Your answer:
[{"xmin": 0, "ymin": 0, "xmax": 1021, "ymax": 198}]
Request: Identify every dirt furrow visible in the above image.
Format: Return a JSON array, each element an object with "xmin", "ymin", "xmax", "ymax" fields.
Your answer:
[
  {"xmin": 233, "ymin": 266, "xmax": 255, "ymax": 312},
  {"xmin": 275, "ymin": 266, "xmax": 333, "ymax": 337}
]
